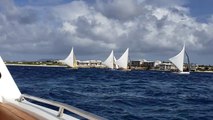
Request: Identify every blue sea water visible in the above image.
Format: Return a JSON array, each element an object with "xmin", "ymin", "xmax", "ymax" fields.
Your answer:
[{"xmin": 8, "ymin": 66, "xmax": 213, "ymax": 120}]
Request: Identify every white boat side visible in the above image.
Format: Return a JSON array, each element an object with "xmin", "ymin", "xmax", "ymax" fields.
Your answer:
[
  {"xmin": 178, "ymin": 71, "xmax": 190, "ymax": 74},
  {"xmin": 172, "ymin": 71, "xmax": 190, "ymax": 75},
  {"xmin": 116, "ymin": 48, "xmax": 129, "ymax": 69},
  {"xmin": 0, "ymin": 56, "xmax": 106, "ymax": 120},
  {"xmin": 0, "ymin": 56, "xmax": 21, "ymax": 102}
]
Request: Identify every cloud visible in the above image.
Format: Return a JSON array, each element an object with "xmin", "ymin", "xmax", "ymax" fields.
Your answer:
[
  {"xmin": 95, "ymin": 0, "xmax": 144, "ymax": 21},
  {"xmin": 0, "ymin": 0, "xmax": 213, "ymax": 64}
]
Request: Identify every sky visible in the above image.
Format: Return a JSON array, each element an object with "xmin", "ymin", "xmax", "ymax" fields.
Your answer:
[{"xmin": 0, "ymin": 0, "xmax": 213, "ymax": 65}]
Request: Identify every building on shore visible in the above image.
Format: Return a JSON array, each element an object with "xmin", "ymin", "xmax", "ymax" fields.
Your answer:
[
  {"xmin": 190, "ymin": 63, "xmax": 198, "ymax": 71},
  {"xmin": 130, "ymin": 61, "xmax": 140, "ymax": 67},
  {"xmin": 130, "ymin": 59, "xmax": 162, "ymax": 70},
  {"xmin": 157, "ymin": 62, "xmax": 175, "ymax": 71},
  {"xmin": 77, "ymin": 60, "xmax": 103, "ymax": 68}
]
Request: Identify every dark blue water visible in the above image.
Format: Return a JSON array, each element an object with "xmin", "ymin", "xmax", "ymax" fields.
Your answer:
[{"xmin": 8, "ymin": 66, "xmax": 213, "ymax": 120}]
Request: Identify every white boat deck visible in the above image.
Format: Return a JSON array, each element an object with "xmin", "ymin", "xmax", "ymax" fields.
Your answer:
[{"xmin": 0, "ymin": 103, "xmax": 39, "ymax": 120}]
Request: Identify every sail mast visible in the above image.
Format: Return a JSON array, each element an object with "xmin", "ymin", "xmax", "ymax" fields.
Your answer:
[{"xmin": 185, "ymin": 51, "xmax": 191, "ymax": 72}]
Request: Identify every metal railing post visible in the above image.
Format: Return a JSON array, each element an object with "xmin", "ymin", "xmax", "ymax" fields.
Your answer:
[{"xmin": 57, "ymin": 107, "xmax": 64, "ymax": 118}]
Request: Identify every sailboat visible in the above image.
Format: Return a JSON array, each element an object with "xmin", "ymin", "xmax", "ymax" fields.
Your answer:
[
  {"xmin": 116, "ymin": 48, "xmax": 130, "ymax": 70},
  {"xmin": 59, "ymin": 47, "xmax": 78, "ymax": 68},
  {"xmin": 169, "ymin": 44, "xmax": 190, "ymax": 74},
  {"xmin": 103, "ymin": 50, "xmax": 116, "ymax": 69},
  {"xmin": 113, "ymin": 56, "xmax": 119, "ymax": 69},
  {"xmin": 0, "ymin": 56, "xmax": 105, "ymax": 120}
]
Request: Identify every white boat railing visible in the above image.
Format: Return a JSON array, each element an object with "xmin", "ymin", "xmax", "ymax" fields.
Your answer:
[{"xmin": 18, "ymin": 94, "xmax": 107, "ymax": 120}]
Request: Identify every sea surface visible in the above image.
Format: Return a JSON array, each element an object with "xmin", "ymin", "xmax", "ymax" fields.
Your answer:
[{"xmin": 8, "ymin": 66, "xmax": 213, "ymax": 120}]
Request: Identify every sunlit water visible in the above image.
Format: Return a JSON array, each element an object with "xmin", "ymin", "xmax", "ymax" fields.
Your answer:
[{"xmin": 8, "ymin": 66, "xmax": 213, "ymax": 120}]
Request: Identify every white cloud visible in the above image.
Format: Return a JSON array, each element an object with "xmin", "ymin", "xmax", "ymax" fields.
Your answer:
[
  {"xmin": 95, "ymin": 0, "xmax": 143, "ymax": 21},
  {"xmin": 0, "ymin": 0, "xmax": 212, "ymax": 64}
]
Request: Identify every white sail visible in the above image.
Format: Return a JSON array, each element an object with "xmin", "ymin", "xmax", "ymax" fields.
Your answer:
[
  {"xmin": 169, "ymin": 44, "xmax": 185, "ymax": 72},
  {"xmin": 114, "ymin": 56, "xmax": 118, "ymax": 69},
  {"xmin": 116, "ymin": 48, "xmax": 129, "ymax": 69},
  {"xmin": 0, "ymin": 56, "xmax": 21, "ymax": 102},
  {"xmin": 103, "ymin": 50, "xmax": 114, "ymax": 69},
  {"xmin": 61, "ymin": 47, "xmax": 78, "ymax": 68}
]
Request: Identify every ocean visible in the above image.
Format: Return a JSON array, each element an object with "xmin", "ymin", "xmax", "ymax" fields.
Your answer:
[{"xmin": 8, "ymin": 66, "xmax": 213, "ymax": 120}]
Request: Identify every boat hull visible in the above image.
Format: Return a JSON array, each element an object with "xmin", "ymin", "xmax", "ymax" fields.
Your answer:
[
  {"xmin": 172, "ymin": 71, "xmax": 190, "ymax": 74},
  {"xmin": 178, "ymin": 72, "xmax": 190, "ymax": 74}
]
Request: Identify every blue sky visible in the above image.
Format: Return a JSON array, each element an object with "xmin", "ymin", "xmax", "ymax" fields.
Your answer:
[
  {"xmin": 0, "ymin": 0, "xmax": 213, "ymax": 65},
  {"xmin": 185, "ymin": 0, "xmax": 213, "ymax": 22},
  {"xmin": 14, "ymin": 0, "xmax": 72, "ymax": 6}
]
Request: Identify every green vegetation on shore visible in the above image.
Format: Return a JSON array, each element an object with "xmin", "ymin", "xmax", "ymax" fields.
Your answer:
[{"xmin": 5, "ymin": 60, "xmax": 65, "ymax": 67}]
